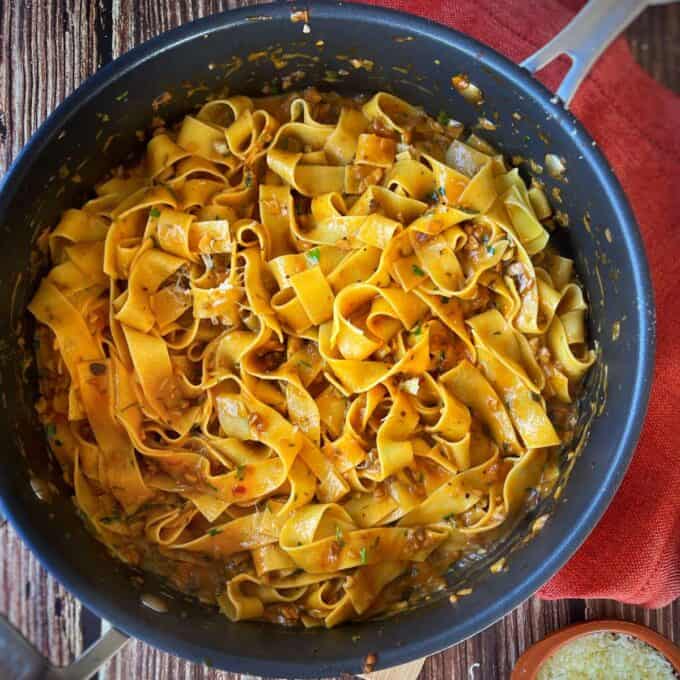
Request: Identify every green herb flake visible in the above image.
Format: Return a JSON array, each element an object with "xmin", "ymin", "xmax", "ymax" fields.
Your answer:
[
  {"xmin": 115, "ymin": 91, "xmax": 129, "ymax": 102},
  {"xmin": 428, "ymin": 190, "xmax": 439, "ymax": 203},
  {"xmin": 411, "ymin": 322, "xmax": 422, "ymax": 336},
  {"xmin": 440, "ymin": 296, "xmax": 450, "ymax": 304},
  {"xmin": 486, "ymin": 244, "xmax": 496, "ymax": 256},
  {"xmin": 235, "ymin": 463, "xmax": 246, "ymax": 480},
  {"xmin": 306, "ymin": 247, "xmax": 321, "ymax": 265},
  {"xmin": 149, "ymin": 207, "xmax": 161, "ymax": 218},
  {"xmin": 99, "ymin": 514, "xmax": 120, "ymax": 525},
  {"xmin": 208, "ymin": 527, "xmax": 223, "ymax": 536},
  {"xmin": 531, "ymin": 392, "xmax": 542, "ymax": 402},
  {"xmin": 244, "ymin": 174, "xmax": 253, "ymax": 188},
  {"xmin": 437, "ymin": 110, "xmax": 449, "ymax": 127},
  {"xmin": 411, "ymin": 264, "xmax": 425, "ymax": 277},
  {"xmin": 359, "ymin": 546, "xmax": 368, "ymax": 564},
  {"xmin": 438, "ymin": 185, "xmax": 446, "ymax": 197},
  {"xmin": 335, "ymin": 525, "xmax": 345, "ymax": 548},
  {"xmin": 443, "ymin": 512, "xmax": 455, "ymax": 522},
  {"xmin": 297, "ymin": 359, "xmax": 312, "ymax": 369},
  {"xmin": 45, "ymin": 423, "xmax": 56, "ymax": 438}
]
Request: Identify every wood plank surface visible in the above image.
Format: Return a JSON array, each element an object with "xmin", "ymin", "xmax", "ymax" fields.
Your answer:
[{"xmin": 0, "ymin": 2, "xmax": 678, "ymax": 679}]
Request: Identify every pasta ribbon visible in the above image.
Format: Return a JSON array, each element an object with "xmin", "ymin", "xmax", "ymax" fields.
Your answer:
[{"xmin": 29, "ymin": 89, "xmax": 593, "ymax": 627}]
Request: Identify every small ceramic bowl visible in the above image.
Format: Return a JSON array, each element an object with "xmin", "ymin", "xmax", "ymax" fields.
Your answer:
[{"xmin": 512, "ymin": 619, "xmax": 680, "ymax": 679}]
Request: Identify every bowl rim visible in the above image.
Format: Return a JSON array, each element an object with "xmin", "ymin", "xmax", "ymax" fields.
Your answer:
[
  {"xmin": 0, "ymin": 1, "xmax": 656, "ymax": 676},
  {"xmin": 511, "ymin": 620, "xmax": 680, "ymax": 678}
]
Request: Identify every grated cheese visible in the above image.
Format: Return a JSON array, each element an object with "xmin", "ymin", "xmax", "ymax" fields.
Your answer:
[
  {"xmin": 216, "ymin": 278, "xmax": 234, "ymax": 292},
  {"xmin": 399, "ymin": 377, "xmax": 419, "ymax": 395},
  {"xmin": 537, "ymin": 632, "xmax": 677, "ymax": 680}
]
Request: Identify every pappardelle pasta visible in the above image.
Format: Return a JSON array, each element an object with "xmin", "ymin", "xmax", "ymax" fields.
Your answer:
[{"xmin": 29, "ymin": 89, "xmax": 594, "ymax": 627}]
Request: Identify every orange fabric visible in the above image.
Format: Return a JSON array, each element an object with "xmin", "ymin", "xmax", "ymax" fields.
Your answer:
[{"xmin": 364, "ymin": 0, "xmax": 680, "ymax": 606}]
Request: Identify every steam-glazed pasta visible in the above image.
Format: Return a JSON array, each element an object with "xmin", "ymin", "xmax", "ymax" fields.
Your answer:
[{"xmin": 29, "ymin": 89, "xmax": 594, "ymax": 627}]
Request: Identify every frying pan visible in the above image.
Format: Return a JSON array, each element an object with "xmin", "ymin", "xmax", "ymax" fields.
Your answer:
[{"xmin": 0, "ymin": 0, "xmax": 658, "ymax": 676}]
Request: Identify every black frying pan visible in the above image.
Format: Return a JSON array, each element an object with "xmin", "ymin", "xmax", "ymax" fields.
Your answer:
[{"xmin": 0, "ymin": 1, "xmax": 656, "ymax": 677}]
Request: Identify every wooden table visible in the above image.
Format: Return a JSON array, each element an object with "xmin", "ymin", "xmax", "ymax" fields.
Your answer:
[{"xmin": 0, "ymin": 2, "xmax": 678, "ymax": 678}]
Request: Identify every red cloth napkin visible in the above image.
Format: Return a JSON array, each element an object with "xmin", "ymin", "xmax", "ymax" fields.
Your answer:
[{"xmin": 364, "ymin": 0, "xmax": 680, "ymax": 607}]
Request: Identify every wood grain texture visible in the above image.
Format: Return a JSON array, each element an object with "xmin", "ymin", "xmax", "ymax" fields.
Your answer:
[
  {"xmin": 0, "ymin": 523, "xmax": 82, "ymax": 667},
  {"xmin": 626, "ymin": 3, "xmax": 680, "ymax": 94},
  {"xmin": 0, "ymin": 2, "xmax": 678, "ymax": 679}
]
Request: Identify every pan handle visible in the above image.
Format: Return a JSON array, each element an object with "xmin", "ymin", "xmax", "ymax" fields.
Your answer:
[
  {"xmin": 521, "ymin": 0, "xmax": 675, "ymax": 107},
  {"xmin": 0, "ymin": 613, "xmax": 129, "ymax": 680}
]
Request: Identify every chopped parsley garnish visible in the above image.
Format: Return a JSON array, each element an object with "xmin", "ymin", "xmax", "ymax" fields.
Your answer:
[
  {"xmin": 428, "ymin": 190, "xmax": 439, "ymax": 203},
  {"xmin": 531, "ymin": 392, "xmax": 542, "ymax": 402},
  {"xmin": 45, "ymin": 423, "xmax": 56, "ymax": 438},
  {"xmin": 235, "ymin": 463, "xmax": 246, "ymax": 480},
  {"xmin": 437, "ymin": 110, "xmax": 449, "ymax": 126},
  {"xmin": 297, "ymin": 359, "xmax": 312, "ymax": 369},
  {"xmin": 440, "ymin": 296, "xmax": 450, "ymax": 304},
  {"xmin": 208, "ymin": 527, "xmax": 223, "ymax": 536},
  {"xmin": 306, "ymin": 247, "xmax": 321, "ymax": 265},
  {"xmin": 335, "ymin": 525, "xmax": 345, "ymax": 547},
  {"xmin": 486, "ymin": 244, "xmax": 496, "ymax": 256},
  {"xmin": 99, "ymin": 514, "xmax": 120, "ymax": 524},
  {"xmin": 443, "ymin": 512, "xmax": 456, "ymax": 522},
  {"xmin": 438, "ymin": 185, "xmax": 446, "ymax": 197},
  {"xmin": 149, "ymin": 207, "xmax": 161, "ymax": 218},
  {"xmin": 412, "ymin": 264, "xmax": 425, "ymax": 277},
  {"xmin": 244, "ymin": 174, "xmax": 253, "ymax": 188},
  {"xmin": 115, "ymin": 91, "xmax": 128, "ymax": 102},
  {"xmin": 411, "ymin": 322, "xmax": 422, "ymax": 336},
  {"xmin": 359, "ymin": 546, "xmax": 368, "ymax": 564}
]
